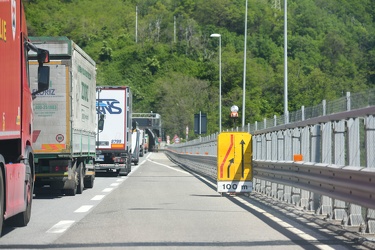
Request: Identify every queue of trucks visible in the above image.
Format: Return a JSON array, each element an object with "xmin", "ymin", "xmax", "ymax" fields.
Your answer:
[
  {"xmin": 94, "ymin": 86, "xmax": 133, "ymax": 176},
  {"xmin": 0, "ymin": 0, "xmax": 50, "ymax": 236},
  {"xmin": 0, "ymin": 2, "xmax": 148, "ymax": 235},
  {"xmin": 29, "ymin": 37, "xmax": 97, "ymax": 196}
]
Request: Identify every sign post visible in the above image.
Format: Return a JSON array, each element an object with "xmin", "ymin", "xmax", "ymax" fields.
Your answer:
[{"xmin": 217, "ymin": 132, "xmax": 253, "ymax": 193}]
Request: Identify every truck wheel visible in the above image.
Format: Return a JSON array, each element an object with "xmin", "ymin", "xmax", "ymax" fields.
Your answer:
[
  {"xmin": 0, "ymin": 169, "xmax": 4, "ymax": 237},
  {"xmin": 64, "ymin": 187, "xmax": 76, "ymax": 196},
  {"xmin": 84, "ymin": 175, "xmax": 94, "ymax": 188},
  {"xmin": 10, "ymin": 148, "xmax": 33, "ymax": 227},
  {"xmin": 11, "ymin": 172, "xmax": 33, "ymax": 226},
  {"xmin": 76, "ymin": 163, "xmax": 84, "ymax": 194},
  {"xmin": 127, "ymin": 164, "xmax": 132, "ymax": 174}
]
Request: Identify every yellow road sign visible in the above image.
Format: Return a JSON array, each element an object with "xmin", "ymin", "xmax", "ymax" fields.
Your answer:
[{"xmin": 217, "ymin": 132, "xmax": 252, "ymax": 193}]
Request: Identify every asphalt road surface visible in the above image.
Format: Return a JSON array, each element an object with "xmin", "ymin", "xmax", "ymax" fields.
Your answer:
[{"xmin": 0, "ymin": 153, "xmax": 371, "ymax": 249}]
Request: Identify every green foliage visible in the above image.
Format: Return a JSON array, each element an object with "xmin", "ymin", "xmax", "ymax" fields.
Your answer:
[{"xmin": 24, "ymin": 0, "xmax": 375, "ymax": 139}]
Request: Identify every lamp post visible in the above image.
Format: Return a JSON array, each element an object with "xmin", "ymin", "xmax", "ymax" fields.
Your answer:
[
  {"xmin": 284, "ymin": 0, "xmax": 289, "ymax": 124},
  {"xmin": 210, "ymin": 33, "xmax": 222, "ymax": 132}
]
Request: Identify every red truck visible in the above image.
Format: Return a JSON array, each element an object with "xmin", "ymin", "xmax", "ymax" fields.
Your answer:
[{"xmin": 0, "ymin": 0, "xmax": 50, "ymax": 236}]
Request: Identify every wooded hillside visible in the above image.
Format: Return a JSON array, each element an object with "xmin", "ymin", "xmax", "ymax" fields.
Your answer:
[{"xmin": 24, "ymin": 0, "xmax": 375, "ymax": 139}]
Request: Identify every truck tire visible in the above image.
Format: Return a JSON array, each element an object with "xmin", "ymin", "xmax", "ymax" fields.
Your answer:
[
  {"xmin": 0, "ymin": 168, "xmax": 4, "ymax": 237},
  {"xmin": 64, "ymin": 186, "xmax": 76, "ymax": 196},
  {"xmin": 84, "ymin": 175, "xmax": 94, "ymax": 189},
  {"xmin": 76, "ymin": 163, "xmax": 84, "ymax": 194},
  {"xmin": 9, "ymin": 147, "xmax": 33, "ymax": 227},
  {"xmin": 11, "ymin": 172, "xmax": 33, "ymax": 227}
]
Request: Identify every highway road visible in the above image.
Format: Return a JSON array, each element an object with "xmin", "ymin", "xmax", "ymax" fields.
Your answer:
[{"xmin": 0, "ymin": 153, "xmax": 371, "ymax": 249}]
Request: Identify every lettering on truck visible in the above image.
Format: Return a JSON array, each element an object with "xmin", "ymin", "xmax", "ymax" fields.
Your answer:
[
  {"xmin": 96, "ymin": 99, "xmax": 122, "ymax": 114},
  {"xmin": 78, "ymin": 65, "xmax": 92, "ymax": 80},
  {"xmin": 81, "ymin": 82, "xmax": 89, "ymax": 101},
  {"xmin": 32, "ymin": 89, "xmax": 56, "ymax": 96}
]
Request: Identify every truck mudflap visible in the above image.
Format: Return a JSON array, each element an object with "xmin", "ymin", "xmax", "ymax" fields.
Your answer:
[{"xmin": 84, "ymin": 164, "xmax": 95, "ymax": 188}]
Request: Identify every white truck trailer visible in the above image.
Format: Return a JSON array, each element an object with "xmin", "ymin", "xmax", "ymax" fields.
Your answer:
[
  {"xmin": 131, "ymin": 129, "xmax": 140, "ymax": 165},
  {"xmin": 95, "ymin": 86, "xmax": 133, "ymax": 176},
  {"xmin": 29, "ymin": 37, "xmax": 97, "ymax": 196},
  {"xmin": 138, "ymin": 129, "xmax": 145, "ymax": 157}
]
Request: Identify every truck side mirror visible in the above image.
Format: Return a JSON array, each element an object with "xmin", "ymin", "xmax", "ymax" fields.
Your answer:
[
  {"xmin": 32, "ymin": 65, "xmax": 50, "ymax": 98},
  {"xmin": 38, "ymin": 66, "xmax": 50, "ymax": 91},
  {"xmin": 98, "ymin": 114, "xmax": 105, "ymax": 131}
]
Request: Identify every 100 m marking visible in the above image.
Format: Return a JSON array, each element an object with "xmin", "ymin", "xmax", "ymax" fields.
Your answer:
[
  {"xmin": 217, "ymin": 181, "xmax": 253, "ymax": 193},
  {"xmin": 222, "ymin": 184, "xmax": 248, "ymax": 190}
]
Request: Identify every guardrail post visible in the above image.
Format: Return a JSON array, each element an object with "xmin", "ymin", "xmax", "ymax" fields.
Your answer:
[
  {"xmin": 291, "ymin": 187, "xmax": 301, "ymax": 206},
  {"xmin": 266, "ymin": 181, "xmax": 272, "ymax": 196},
  {"xmin": 277, "ymin": 131, "xmax": 284, "ymax": 161},
  {"xmin": 301, "ymin": 127, "xmax": 310, "ymax": 162},
  {"xmin": 321, "ymin": 122, "xmax": 332, "ymax": 164},
  {"xmin": 333, "ymin": 199, "xmax": 348, "ymax": 222},
  {"xmin": 283, "ymin": 185, "xmax": 292, "ymax": 204},
  {"xmin": 266, "ymin": 133, "xmax": 272, "ymax": 160},
  {"xmin": 367, "ymin": 209, "xmax": 375, "ymax": 233},
  {"xmin": 347, "ymin": 118, "xmax": 360, "ymax": 166},
  {"xmin": 347, "ymin": 204, "xmax": 365, "ymax": 227},
  {"xmin": 277, "ymin": 184, "xmax": 284, "ymax": 200},
  {"xmin": 271, "ymin": 182, "xmax": 278, "ymax": 198},
  {"xmin": 317, "ymin": 196, "xmax": 332, "ymax": 218},
  {"xmin": 365, "ymin": 115, "xmax": 375, "ymax": 168},
  {"xmin": 271, "ymin": 132, "xmax": 277, "ymax": 160},
  {"xmin": 333, "ymin": 120, "xmax": 346, "ymax": 165},
  {"xmin": 284, "ymin": 129, "xmax": 292, "ymax": 161},
  {"xmin": 311, "ymin": 125, "xmax": 321, "ymax": 162},
  {"xmin": 292, "ymin": 128, "xmax": 301, "ymax": 157}
]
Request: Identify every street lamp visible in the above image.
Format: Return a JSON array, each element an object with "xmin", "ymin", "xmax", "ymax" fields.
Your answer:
[{"xmin": 210, "ymin": 33, "xmax": 222, "ymax": 133}]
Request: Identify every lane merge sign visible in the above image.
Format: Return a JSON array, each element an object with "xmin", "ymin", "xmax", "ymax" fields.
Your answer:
[{"xmin": 217, "ymin": 132, "xmax": 253, "ymax": 193}]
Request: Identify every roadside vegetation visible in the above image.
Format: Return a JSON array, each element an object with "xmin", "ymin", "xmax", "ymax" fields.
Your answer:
[{"xmin": 25, "ymin": 0, "xmax": 375, "ymax": 139}]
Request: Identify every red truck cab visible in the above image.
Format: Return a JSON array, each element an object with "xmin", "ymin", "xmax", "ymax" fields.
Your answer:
[{"xmin": 0, "ymin": 0, "xmax": 50, "ymax": 236}]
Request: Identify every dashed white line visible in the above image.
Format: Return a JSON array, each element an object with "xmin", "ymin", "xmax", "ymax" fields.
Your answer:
[
  {"xmin": 46, "ymin": 220, "xmax": 75, "ymax": 234},
  {"xmin": 110, "ymin": 182, "xmax": 120, "ymax": 187},
  {"xmin": 102, "ymin": 188, "xmax": 113, "ymax": 192},
  {"xmin": 74, "ymin": 205, "xmax": 93, "ymax": 213},
  {"xmin": 91, "ymin": 195, "xmax": 105, "ymax": 201}
]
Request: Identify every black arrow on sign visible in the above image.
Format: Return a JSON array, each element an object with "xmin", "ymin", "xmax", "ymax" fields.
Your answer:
[
  {"xmin": 240, "ymin": 140, "xmax": 245, "ymax": 178},
  {"xmin": 227, "ymin": 158, "xmax": 234, "ymax": 178}
]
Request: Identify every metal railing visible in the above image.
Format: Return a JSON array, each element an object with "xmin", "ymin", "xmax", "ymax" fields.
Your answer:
[{"xmin": 167, "ymin": 89, "xmax": 375, "ymax": 234}]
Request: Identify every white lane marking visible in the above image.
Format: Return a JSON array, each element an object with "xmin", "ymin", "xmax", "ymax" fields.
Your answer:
[
  {"xmin": 46, "ymin": 220, "xmax": 75, "ymax": 234},
  {"xmin": 116, "ymin": 178, "xmax": 124, "ymax": 182},
  {"xmin": 74, "ymin": 205, "xmax": 93, "ymax": 213},
  {"xmin": 110, "ymin": 182, "xmax": 120, "ymax": 187},
  {"xmin": 148, "ymin": 159, "xmax": 190, "ymax": 175},
  {"xmin": 102, "ymin": 188, "xmax": 113, "ymax": 192},
  {"xmin": 91, "ymin": 195, "xmax": 105, "ymax": 201},
  {"xmin": 233, "ymin": 196, "xmax": 336, "ymax": 250},
  {"xmin": 192, "ymin": 172, "xmax": 336, "ymax": 250}
]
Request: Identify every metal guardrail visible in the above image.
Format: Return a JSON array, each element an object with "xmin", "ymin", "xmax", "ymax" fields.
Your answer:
[
  {"xmin": 165, "ymin": 150, "xmax": 375, "ymax": 209},
  {"xmin": 167, "ymin": 89, "xmax": 375, "ymax": 233},
  {"xmin": 254, "ymin": 160, "xmax": 375, "ymax": 210}
]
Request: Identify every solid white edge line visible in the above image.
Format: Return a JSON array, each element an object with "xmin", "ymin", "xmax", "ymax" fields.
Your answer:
[
  {"xmin": 187, "ymin": 168, "xmax": 336, "ymax": 250},
  {"xmin": 147, "ymin": 159, "xmax": 190, "ymax": 175}
]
